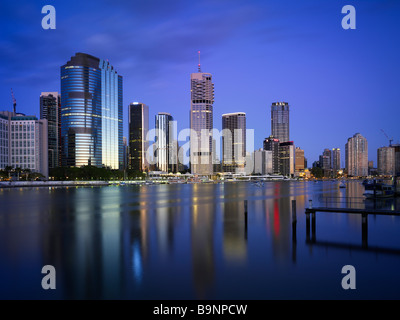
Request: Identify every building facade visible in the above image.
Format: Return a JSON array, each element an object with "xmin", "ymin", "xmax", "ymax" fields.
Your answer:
[
  {"xmin": 345, "ymin": 133, "xmax": 368, "ymax": 177},
  {"xmin": 377, "ymin": 146, "xmax": 395, "ymax": 176},
  {"xmin": 61, "ymin": 52, "xmax": 123, "ymax": 169},
  {"xmin": 128, "ymin": 102, "xmax": 149, "ymax": 172},
  {"xmin": 222, "ymin": 112, "xmax": 246, "ymax": 173},
  {"xmin": 253, "ymin": 148, "xmax": 273, "ymax": 175},
  {"xmin": 190, "ymin": 65, "xmax": 214, "ymax": 175},
  {"xmin": 319, "ymin": 148, "xmax": 332, "ymax": 177},
  {"xmin": 279, "ymin": 141, "xmax": 295, "ymax": 177},
  {"xmin": 0, "ymin": 111, "xmax": 48, "ymax": 178},
  {"xmin": 0, "ymin": 113, "xmax": 9, "ymax": 170},
  {"xmin": 271, "ymin": 102, "xmax": 289, "ymax": 143},
  {"xmin": 320, "ymin": 149, "xmax": 331, "ymax": 170},
  {"xmin": 155, "ymin": 112, "xmax": 176, "ymax": 172},
  {"xmin": 392, "ymin": 144, "xmax": 400, "ymax": 176},
  {"xmin": 263, "ymin": 135, "xmax": 280, "ymax": 174},
  {"xmin": 332, "ymin": 148, "xmax": 341, "ymax": 173},
  {"xmin": 40, "ymin": 92, "xmax": 61, "ymax": 169},
  {"xmin": 295, "ymin": 147, "xmax": 305, "ymax": 172}
]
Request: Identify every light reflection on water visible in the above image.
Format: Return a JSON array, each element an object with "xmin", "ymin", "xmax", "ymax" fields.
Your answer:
[{"xmin": 0, "ymin": 180, "xmax": 400, "ymax": 299}]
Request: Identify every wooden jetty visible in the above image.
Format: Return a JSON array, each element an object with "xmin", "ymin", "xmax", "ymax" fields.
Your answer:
[{"xmin": 305, "ymin": 204, "xmax": 400, "ymax": 248}]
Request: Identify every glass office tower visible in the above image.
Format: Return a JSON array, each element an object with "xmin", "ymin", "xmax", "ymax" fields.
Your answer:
[
  {"xmin": 40, "ymin": 92, "xmax": 61, "ymax": 169},
  {"xmin": 263, "ymin": 135, "xmax": 280, "ymax": 174},
  {"xmin": 128, "ymin": 102, "xmax": 149, "ymax": 172},
  {"xmin": 271, "ymin": 102, "xmax": 289, "ymax": 143},
  {"xmin": 60, "ymin": 53, "xmax": 123, "ymax": 169}
]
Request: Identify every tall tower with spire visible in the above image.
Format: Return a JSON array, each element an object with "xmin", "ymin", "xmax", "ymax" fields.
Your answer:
[{"xmin": 190, "ymin": 51, "xmax": 214, "ymax": 175}]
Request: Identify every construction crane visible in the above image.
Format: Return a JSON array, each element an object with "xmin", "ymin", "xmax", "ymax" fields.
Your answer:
[
  {"xmin": 380, "ymin": 129, "xmax": 393, "ymax": 147},
  {"xmin": 11, "ymin": 88, "xmax": 16, "ymax": 114}
]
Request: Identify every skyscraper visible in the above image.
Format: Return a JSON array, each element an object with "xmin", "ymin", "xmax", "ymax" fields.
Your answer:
[
  {"xmin": 279, "ymin": 141, "xmax": 295, "ymax": 177},
  {"xmin": 61, "ymin": 52, "xmax": 123, "ymax": 169},
  {"xmin": 345, "ymin": 133, "xmax": 368, "ymax": 177},
  {"xmin": 271, "ymin": 102, "xmax": 289, "ymax": 143},
  {"xmin": 190, "ymin": 56, "xmax": 214, "ymax": 175},
  {"xmin": 40, "ymin": 92, "xmax": 61, "ymax": 169},
  {"xmin": 155, "ymin": 112, "xmax": 175, "ymax": 172},
  {"xmin": 332, "ymin": 148, "xmax": 341, "ymax": 173},
  {"xmin": 129, "ymin": 102, "xmax": 149, "ymax": 172},
  {"xmin": 222, "ymin": 112, "xmax": 246, "ymax": 173},
  {"xmin": 320, "ymin": 149, "xmax": 332, "ymax": 170},
  {"xmin": 377, "ymin": 146, "xmax": 395, "ymax": 176},
  {"xmin": 263, "ymin": 135, "xmax": 280, "ymax": 174}
]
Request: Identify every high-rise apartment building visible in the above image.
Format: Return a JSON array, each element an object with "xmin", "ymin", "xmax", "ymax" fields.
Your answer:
[
  {"xmin": 190, "ymin": 61, "xmax": 214, "ymax": 175},
  {"xmin": 222, "ymin": 112, "xmax": 246, "ymax": 173},
  {"xmin": 263, "ymin": 135, "xmax": 280, "ymax": 174},
  {"xmin": 332, "ymin": 148, "xmax": 341, "ymax": 173},
  {"xmin": 377, "ymin": 146, "xmax": 395, "ymax": 176},
  {"xmin": 61, "ymin": 53, "xmax": 123, "ymax": 169},
  {"xmin": 155, "ymin": 112, "xmax": 176, "ymax": 172},
  {"xmin": 271, "ymin": 102, "xmax": 289, "ymax": 143},
  {"xmin": 345, "ymin": 133, "xmax": 368, "ymax": 177},
  {"xmin": 128, "ymin": 102, "xmax": 149, "ymax": 172},
  {"xmin": 40, "ymin": 92, "xmax": 61, "ymax": 169}
]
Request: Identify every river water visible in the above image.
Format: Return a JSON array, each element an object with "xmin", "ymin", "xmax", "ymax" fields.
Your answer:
[{"xmin": 1, "ymin": 180, "xmax": 400, "ymax": 299}]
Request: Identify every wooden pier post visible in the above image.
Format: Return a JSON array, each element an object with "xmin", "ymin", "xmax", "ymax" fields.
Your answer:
[
  {"xmin": 311, "ymin": 211, "xmax": 316, "ymax": 242},
  {"xmin": 362, "ymin": 213, "xmax": 368, "ymax": 248},
  {"xmin": 306, "ymin": 211, "xmax": 310, "ymax": 241}
]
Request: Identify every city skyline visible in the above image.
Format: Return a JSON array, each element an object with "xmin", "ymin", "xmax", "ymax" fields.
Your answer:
[{"xmin": 1, "ymin": 1, "xmax": 400, "ymax": 165}]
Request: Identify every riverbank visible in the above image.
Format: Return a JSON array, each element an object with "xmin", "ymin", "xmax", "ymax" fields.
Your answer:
[
  {"xmin": 0, "ymin": 178, "xmax": 274, "ymax": 188},
  {"xmin": 0, "ymin": 180, "xmax": 111, "ymax": 188}
]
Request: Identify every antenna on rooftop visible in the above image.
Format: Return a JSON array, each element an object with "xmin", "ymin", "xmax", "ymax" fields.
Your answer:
[
  {"xmin": 198, "ymin": 51, "xmax": 201, "ymax": 72},
  {"xmin": 11, "ymin": 88, "xmax": 16, "ymax": 114}
]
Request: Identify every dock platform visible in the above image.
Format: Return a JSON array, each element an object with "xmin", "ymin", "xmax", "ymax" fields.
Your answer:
[{"xmin": 305, "ymin": 206, "xmax": 400, "ymax": 247}]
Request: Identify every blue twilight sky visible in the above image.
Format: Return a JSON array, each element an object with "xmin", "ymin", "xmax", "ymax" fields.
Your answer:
[{"xmin": 0, "ymin": 0, "xmax": 399, "ymax": 166}]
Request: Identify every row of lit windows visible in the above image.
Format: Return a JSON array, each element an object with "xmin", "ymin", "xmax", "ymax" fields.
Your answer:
[
  {"xmin": 11, "ymin": 133, "xmax": 35, "ymax": 140},
  {"xmin": 11, "ymin": 156, "xmax": 36, "ymax": 165},
  {"xmin": 11, "ymin": 124, "xmax": 35, "ymax": 132},
  {"xmin": 12, "ymin": 148, "xmax": 35, "ymax": 155},
  {"xmin": 12, "ymin": 141, "xmax": 34, "ymax": 148}
]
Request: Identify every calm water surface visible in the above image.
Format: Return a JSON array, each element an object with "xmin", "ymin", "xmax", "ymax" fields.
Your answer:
[{"xmin": 1, "ymin": 180, "xmax": 400, "ymax": 299}]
